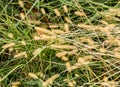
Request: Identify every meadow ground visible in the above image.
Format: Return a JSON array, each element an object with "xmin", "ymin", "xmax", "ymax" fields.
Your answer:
[{"xmin": 0, "ymin": 0, "xmax": 120, "ymax": 87}]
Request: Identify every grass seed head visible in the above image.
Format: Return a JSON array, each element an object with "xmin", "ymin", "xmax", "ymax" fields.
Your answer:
[
  {"xmin": 33, "ymin": 35, "xmax": 41, "ymax": 40},
  {"xmin": 72, "ymin": 80, "xmax": 76, "ymax": 84},
  {"xmin": 18, "ymin": 0, "xmax": 24, "ymax": 8},
  {"xmin": 104, "ymin": 14, "xmax": 113, "ymax": 21},
  {"xmin": 28, "ymin": 20, "xmax": 41, "ymax": 25},
  {"xmin": 114, "ymin": 40, "xmax": 120, "ymax": 46},
  {"xmin": 64, "ymin": 17, "xmax": 72, "ymax": 24},
  {"xmin": 8, "ymin": 33, "xmax": 13, "ymax": 38},
  {"xmin": 9, "ymin": 47, "xmax": 14, "ymax": 52},
  {"xmin": 11, "ymin": 86, "xmax": 18, "ymax": 87},
  {"xmin": 113, "ymin": 47, "xmax": 120, "ymax": 52},
  {"xmin": 99, "ymin": 48, "xmax": 107, "ymax": 53},
  {"xmin": 41, "ymin": 8, "xmax": 46, "ymax": 15},
  {"xmin": 68, "ymin": 50, "xmax": 78, "ymax": 55},
  {"xmin": 35, "ymin": 27, "xmax": 55, "ymax": 35},
  {"xmin": 54, "ymin": 8, "xmax": 61, "ymax": 16},
  {"xmin": 56, "ymin": 51, "xmax": 67, "ymax": 58},
  {"xmin": 42, "ymin": 74, "xmax": 59, "ymax": 87},
  {"xmin": 77, "ymin": 23, "xmax": 92, "ymax": 30},
  {"xmin": 100, "ymin": 20, "xmax": 108, "ymax": 25},
  {"xmin": 51, "ymin": 29, "xmax": 65, "ymax": 34},
  {"xmin": 14, "ymin": 51, "xmax": 27, "ymax": 58},
  {"xmin": 50, "ymin": 44, "xmax": 77, "ymax": 50},
  {"xmin": 75, "ymin": 74, "xmax": 79, "ymax": 77},
  {"xmin": 11, "ymin": 81, "xmax": 20, "ymax": 86},
  {"xmin": 65, "ymin": 62, "xmax": 71, "ymax": 72},
  {"xmin": 37, "ymin": 71, "xmax": 44, "ymax": 78},
  {"xmin": 114, "ymin": 52, "xmax": 120, "ymax": 58},
  {"xmin": 21, "ymin": 40, "xmax": 26, "ymax": 45},
  {"xmin": 20, "ymin": 12, "xmax": 25, "ymax": 20},
  {"xmin": 102, "ymin": 76, "xmax": 118, "ymax": 87},
  {"xmin": 39, "ymin": 34, "xmax": 56, "ymax": 41},
  {"xmin": 28, "ymin": 73, "xmax": 38, "ymax": 79},
  {"xmin": 109, "ymin": 8, "xmax": 120, "ymax": 14},
  {"xmin": 87, "ymin": 38, "xmax": 94, "ymax": 44},
  {"xmin": 63, "ymin": 5, "xmax": 68, "ymax": 13},
  {"xmin": 61, "ymin": 56, "xmax": 68, "ymax": 61},
  {"xmin": 57, "ymin": 38, "xmax": 66, "ymax": 43},
  {"xmin": 68, "ymin": 81, "xmax": 74, "ymax": 87},
  {"xmin": 2, "ymin": 43, "xmax": 15, "ymax": 49},
  {"xmin": 49, "ymin": 24, "xmax": 59, "ymax": 28},
  {"xmin": 77, "ymin": 56, "xmax": 91, "ymax": 65},
  {"xmin": 70, "ymin": 65, "xmax": 79, "ymax": 71},
  {"xmin": 32, "ymin": 48, "xmax": 41, "ymax": 56},
  {"xmin": 63, "ymin": 78, "xmax": 68, "ymax": 82},
  {"xmin": 74, "ymin": 11, "xmax": 85, "ymax": 16},
  {"xmin": 77, "ymin": 57, "xmax": 85, "ymax": 64},
  {"xmin": 64, "ymin": 23, "xmax": 70, "ymax": 33}
]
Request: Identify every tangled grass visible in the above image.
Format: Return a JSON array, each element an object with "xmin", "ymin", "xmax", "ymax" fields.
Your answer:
[{"xmin": 0, "ymin": 0, "xmax": 120, "ymax": 87}]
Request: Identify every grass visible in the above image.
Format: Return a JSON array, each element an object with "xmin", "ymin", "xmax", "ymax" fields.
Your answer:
[{"xmin": 0, "ymin": 0, "xmax": 120, "ymax": 87}]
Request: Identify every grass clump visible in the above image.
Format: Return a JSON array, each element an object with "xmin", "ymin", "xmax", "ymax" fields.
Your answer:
[{"xmin": 0, "ymin": 0, "xmax": 120, "ymax": 87}]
